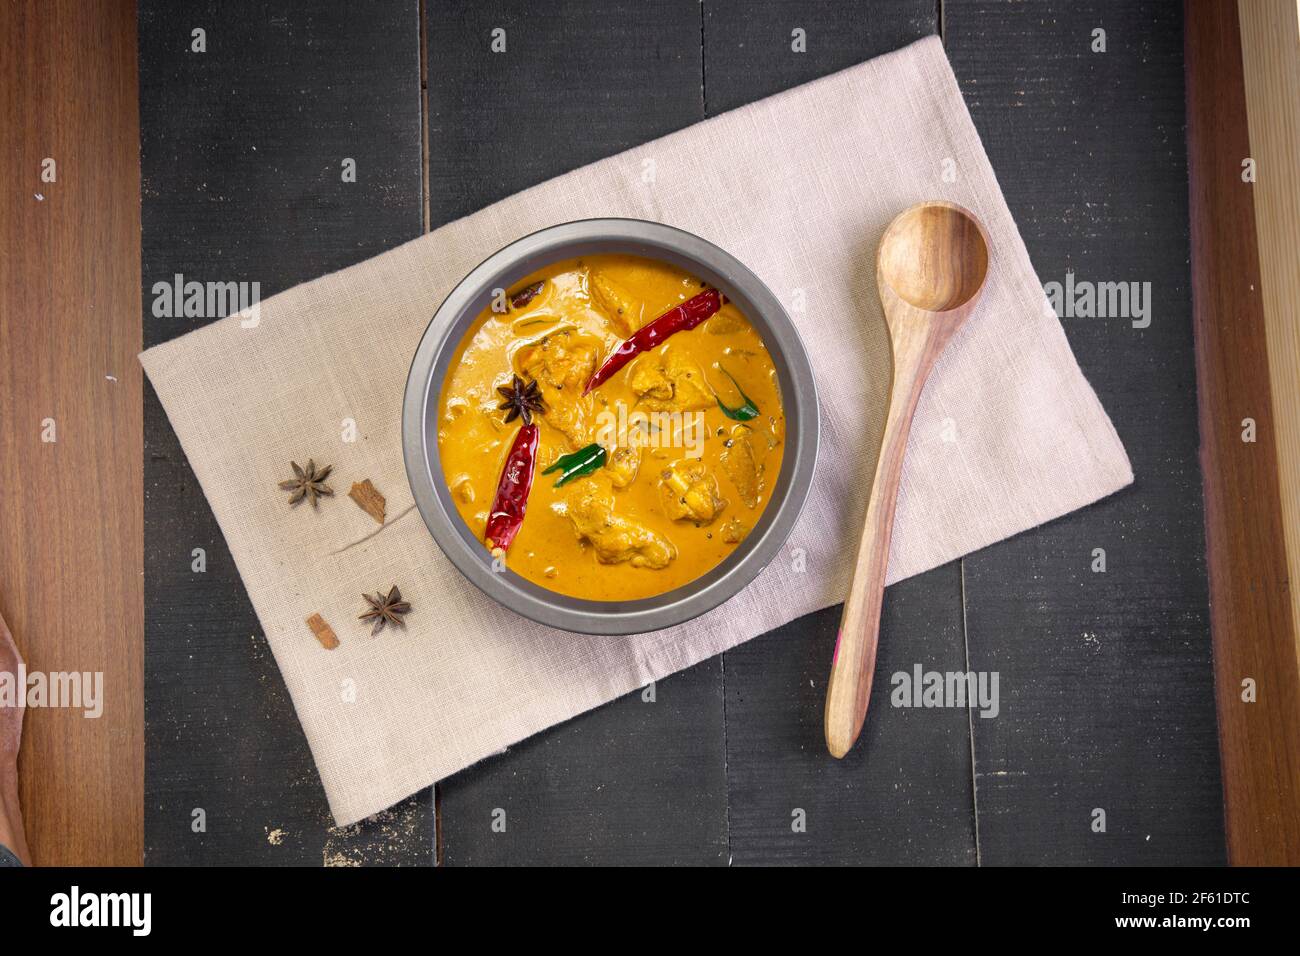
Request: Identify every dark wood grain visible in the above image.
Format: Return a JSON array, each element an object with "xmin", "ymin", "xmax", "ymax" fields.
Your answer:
[
  {"xmin": 0, "ymin": 0, "xmax": 144, "ymax": 867},
  {"xmin": 1184, "ymin": 0, "xmax": 1300, "ymax": 865},
  {"xmin": 725, "ymin": 576, "xmax": 976, "ymax": 865},
  {"xmin": 702, "ymin": 0, "xmax": 938, "ymax": 114},
  {"xmin": 945, "ymin": 0, "xmax": 1224, "ymax": 864},
  {"xmin": 139, "ymin": 0, "xmax": 431, "ymax": 865},
  {"xmin": 427, "ymin": 0, "xmax": 729, "ymax": 866},
  {"xmin": 440, "ymin": 663, "xmax": 727, "ymax": 866},
  {"xmin": 702, "ymin": 0, "xmax": 978, "ymax": 866},
  {"xmin": 427, "ymin": 0, "xmax": 705, "ymax": 226}
]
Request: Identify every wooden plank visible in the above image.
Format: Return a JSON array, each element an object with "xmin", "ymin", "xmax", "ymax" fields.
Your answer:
[
  {"xmin": 702, "ymin": 0, "xmax": 939, "ymax": 113},
  {"xmin": 427, "ymin": 0, "xmax": 727, "ymax": 866},
  {"xmin": 440, "ymin": 663, "xmax": 727, "ymax": 866},
  {"xmin": 1185, "ymin": 0, "xmax": 1300, "ymax": 864},
  {"xmin": 0, "ymin": 0, "xmax": 144, "ymax": 867},
  {"xmin": 139, "ymin": 0, "xmax": 431, "ymax": 865},
  {"xmin": 725, "ymin": 573, "xmax": 976, "ymax": 865},
  {"xmin": 1237, "ymin": 0, "xmax": 1300, "ymax": 682},
  {"xmin": 701, "ymin": 1, "xmax": 975, "ymax": 866},
  {"xmin": 946, "ymin": 0, "xmax": 1225, "ymax": 864},
  {"xmin": 427, "ymin": 0, "xmax": 706, "ymax": 225}
]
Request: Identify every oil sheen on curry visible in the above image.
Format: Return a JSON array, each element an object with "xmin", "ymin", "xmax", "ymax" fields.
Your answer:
[{"xmin": 437, "ymin": 254, "xmax": 785, "ymax": 601}]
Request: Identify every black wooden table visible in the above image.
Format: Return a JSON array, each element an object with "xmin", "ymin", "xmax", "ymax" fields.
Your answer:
[{"xmin": 139, "ymin": 0, "xmax": 1223, "ymax": 866}]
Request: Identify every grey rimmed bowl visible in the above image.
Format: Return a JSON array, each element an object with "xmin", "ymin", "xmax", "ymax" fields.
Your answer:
[{"xmin": 402, "ymin": 218, "xmax": 819, "ymax": 635}]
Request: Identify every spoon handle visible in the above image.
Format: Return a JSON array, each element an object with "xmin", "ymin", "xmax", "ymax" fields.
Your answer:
[{"xmin": 824, "ymin": 327, "xmax": 934, "ymax": 758}]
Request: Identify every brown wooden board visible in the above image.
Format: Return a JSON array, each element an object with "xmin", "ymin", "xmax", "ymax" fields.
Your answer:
[
  {"xmin": 0, "ymin": 0, "xmax": 145, "ymax": 867},
  {"xmin": 139, "ymin": 0, "xmax": 431, "ymax": 865},
  {"xmin": 945, "ymin": 0, "xmax": 1224, "ymax": 864},
  {"xmin": 1184, "ymin": 0, "xmax": 1300, "ymax": 865}
]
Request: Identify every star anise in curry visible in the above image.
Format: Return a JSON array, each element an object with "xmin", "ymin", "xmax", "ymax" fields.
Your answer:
[
  {"xmin": 278, "ymin": 459, "xmax": 334, "ymax": 508},
  {"xmin": 496, "ymin": 374, "xmax": 546, "ymax": 425},
  {"xmin": 358, "ymin": 585, "xmax": 411, "ymax": 636}
]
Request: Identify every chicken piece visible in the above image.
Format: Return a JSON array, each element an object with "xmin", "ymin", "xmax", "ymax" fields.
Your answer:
[
  {"xmin": 518, "ymin": 328, "xmax": 599, "ymax": 391},
  {"xmin": 558, "ymin": 478, "xmax": 676, "ymax": 569},
  {"xmin": 518, "ymin": 330, "xmax": 601, "ymax": 449},
  {"xmin": 658, "ymin": 459, "xmax": 726, "ymax": 524},
  {"xmin": 588, "ymin": 270, "xmax": 644, "ymax": 336},
  {"xmin": 608, "ymin": 445, "xmax": 641, "ymax": 489},
  {"xmin": 661, "ymin": 353, "xmax": 713, "ymax": 410},
  {"xmin": 629, "ymin": 351, "xmax": 713, "ymax": 413},
  {"xmin": 628, "ymin": 358, "xmax": 673, "ymax": 400},
  {"xmin": 720, "ymin": 516, "xmax": 748, "ymax": 544},
  {"xmin": 541, "ymin": 394, "xmax": 595, "ymax": 450},
  {"xmin": 721, "ymin": 426, "xmax": 764, "ymax": 509}
]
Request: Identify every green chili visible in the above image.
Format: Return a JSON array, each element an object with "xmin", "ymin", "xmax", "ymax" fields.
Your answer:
[
  {"xmin": 543, "ymin": 442, "xmax": 608, "ymax": 486},
  {"xmin": 715, "ymin": 366, "xmax": 760, "ymax": 421}
]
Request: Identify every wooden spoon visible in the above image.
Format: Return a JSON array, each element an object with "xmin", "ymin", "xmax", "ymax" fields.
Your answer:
[{"xmin": 825, "ymin": 200, "xmax": 991, "ymax": 759}]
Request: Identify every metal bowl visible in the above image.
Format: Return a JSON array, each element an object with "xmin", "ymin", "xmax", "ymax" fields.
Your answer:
[{"xmin": 402, "ymin": 218, "xmax": 819, "ymax": 635}]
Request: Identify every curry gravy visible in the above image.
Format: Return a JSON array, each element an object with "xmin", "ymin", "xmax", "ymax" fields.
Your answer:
[{"xmin": 437, "ymin": 254, "xmax": 785, "ymax": 601}]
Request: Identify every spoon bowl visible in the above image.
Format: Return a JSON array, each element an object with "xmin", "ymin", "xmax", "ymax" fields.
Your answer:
[{"xmin": 878, "ymin": 201, "xmax": 990, "ymax": 313}]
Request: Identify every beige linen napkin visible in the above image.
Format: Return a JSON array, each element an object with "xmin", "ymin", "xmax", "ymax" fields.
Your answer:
[{"xmin": 141, "ymin": 36, "xmax": 1131, "ymax": 825}]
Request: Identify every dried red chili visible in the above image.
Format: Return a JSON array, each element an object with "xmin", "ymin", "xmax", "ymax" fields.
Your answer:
[
  {"xmin": 582, "ymin": 288, "xmax": 727, "ymax": 395},
  {"xmin": 484, "ymin": 423, "xmax": 539, "ymax": 553}
]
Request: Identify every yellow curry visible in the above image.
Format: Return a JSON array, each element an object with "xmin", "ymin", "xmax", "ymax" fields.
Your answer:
[{"xmin": 437, "ymin": 254, "xmax": 785, "ymax": 601}]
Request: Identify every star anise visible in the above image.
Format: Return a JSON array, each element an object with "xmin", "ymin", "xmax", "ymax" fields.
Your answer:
[
  {"xmin": 278, "ymin": 459, "xmax": 334, "ymax": 508},
  {"xmin": 358, "ymin": 585, "xmax": 411, "ymax": 636},
  {"xmin": 497, "ymin": 374, "xmax": 546, "ymax": 425}
]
